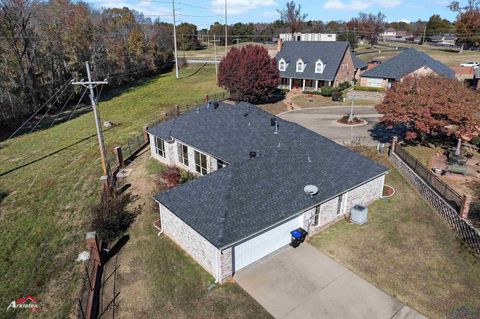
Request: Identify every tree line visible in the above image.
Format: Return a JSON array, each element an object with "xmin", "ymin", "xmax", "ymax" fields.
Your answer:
[{"xmin": 0, "ymin": 0, "xmax": 175, "ymax": 130}]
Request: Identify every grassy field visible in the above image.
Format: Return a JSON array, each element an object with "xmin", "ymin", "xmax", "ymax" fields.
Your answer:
[
  {"xmin": 180, "ymin": 42, "xmax": 276, "ymax": 60},
  {"xmin": 0, "ymin": 65, "xmax": 224, "ymax": 318},
  {"xmin": 112, "ymin": 152, "xmax": 271, "ymax": 318},
  {"xmin": 356, "ymin": 42, "xmax": 480, "ymax": 66},
  {"xmin": 310, "ymin": 150, "xmax": 480, "ymax": 319}
]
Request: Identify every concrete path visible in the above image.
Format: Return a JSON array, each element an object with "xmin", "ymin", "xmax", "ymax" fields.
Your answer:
[
  {"xmin": 278, "ymin": 106, "xmax": 402, "ymax": 146},
  {"xmin": 235, "ymin": 244, "xmax": 426, "ymax": 319}
]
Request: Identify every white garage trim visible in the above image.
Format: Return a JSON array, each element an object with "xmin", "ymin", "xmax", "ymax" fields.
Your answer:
[{"xmin": 233, "ymin": 214, "xmax": 304, "ymax": 272}]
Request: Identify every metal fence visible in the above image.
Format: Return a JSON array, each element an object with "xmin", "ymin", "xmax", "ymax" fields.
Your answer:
[{"xmin": 394, "ymin": 144, "xmax": 464, "ymax": 211}]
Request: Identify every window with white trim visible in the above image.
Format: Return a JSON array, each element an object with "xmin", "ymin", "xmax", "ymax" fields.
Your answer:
[
  {"xmin": 315, "ymin": 60, "xmax": 324, "ymax": 73},
  {"xmin": 155, "ymin": 137, "xmax": 165, "ymax": 157},
  {"xmin": 279, "ymin": 59, "xmax": 286, "ymax": 71},
  {"xmin": 313, "ymin": 206, "xmax": 320, "ymax": 226},
  {"xmin": 177, "ymin": 143, "xmax": 188, "ymax": 166},
  {"xmin": 194, "ymin": 150, "xmax": 207, "ymax": 175},
  {"xmin": 296, "ymin": 59, "xmax": 304, "ymax": 72}
]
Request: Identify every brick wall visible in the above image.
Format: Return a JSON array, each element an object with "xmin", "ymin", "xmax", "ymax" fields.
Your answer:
[
  {"xmin": 390, "ymin": 152, "xmax": 480, "ymax": 256},
  {"xmin": 334, "ymin": 49, "xmax": 355, "ymax": 86},
  {"xmin": 159, "ymin": 203, "xmax": 220, "ymax": 277},
  {"xmin": 303, "ymin": 175, "xmax": 385, "ymax": 236}
]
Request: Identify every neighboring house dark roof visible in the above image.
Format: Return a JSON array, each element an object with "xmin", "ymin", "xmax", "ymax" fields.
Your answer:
[
  {"xmin": 275, "ymin": 41, "xmax": 349, "ymax": 81},
  {"xmin": 352, "ymin": 54, "xmax": 368, "ymax": 70},
  {"xmin": 151, "ymin": 102, "xmax": 388, "ymax": 249},
  {"xmin": 361, "ymin": 48, "xmax": 455, "ymax": 81}
]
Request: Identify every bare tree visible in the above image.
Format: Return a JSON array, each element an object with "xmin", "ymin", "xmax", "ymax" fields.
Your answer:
[{"xmin": 277, "ymin": 1, "xmax": 307, "ymax": 35}]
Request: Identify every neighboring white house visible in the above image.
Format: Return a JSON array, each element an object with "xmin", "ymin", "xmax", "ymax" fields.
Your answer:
[
  {"xmin": 279, "ymin": 33, "xmax": 337, "ymax": 42},
  {"xmin": 149, "ymin": 102, "xmax": 388, "ymax": 283}
]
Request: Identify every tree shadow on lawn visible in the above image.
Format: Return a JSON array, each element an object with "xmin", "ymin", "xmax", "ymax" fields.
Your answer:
[{"xmin": 369, "ymin": 122, "xmax": 407, "ymax": 143}]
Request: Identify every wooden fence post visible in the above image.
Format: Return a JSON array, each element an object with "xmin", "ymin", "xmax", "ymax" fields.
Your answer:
[
  {"xmin": 114, "ymin": 146, "xmax": 124, "ymax": 169},
  {"xmin": 176, "ymin": 105, "xmax": 180, "ymax": 116},
  {"xmin": 85, "ymin": 231, "xmax": 101, "ymax": 319},
  {"xmin": 460, "ymin": 195, "xmax": 472, "ymax": 219},
  {"xmin": 204, "ymin": 94, "xmax": 209, "ymax": 103},
  {"xmin": 143, "ymin": 125, "xmax": 149, "ymax": 143}
]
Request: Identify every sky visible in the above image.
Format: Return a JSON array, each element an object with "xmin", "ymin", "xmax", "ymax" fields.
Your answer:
[{"xmin": 88, "ymin": 0, "xmax": 459, "ymax": 28}]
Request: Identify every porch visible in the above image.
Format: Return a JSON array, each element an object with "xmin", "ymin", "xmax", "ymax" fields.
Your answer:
[{"xmin": 280, "ymin": 78, "xmax": 331, "ymax": 91}]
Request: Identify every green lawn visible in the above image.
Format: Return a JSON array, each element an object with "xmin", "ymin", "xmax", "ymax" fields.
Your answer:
[
  {"xmin": 0, "ymin": 65, "xmax": 224, "ymax": 318},
  {"xmin": 310, "ymin": 151, "xmax": 480, "ymax": 319}
]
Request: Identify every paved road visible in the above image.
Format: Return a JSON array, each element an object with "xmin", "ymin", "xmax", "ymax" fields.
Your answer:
[
  {"xmin": 278, "ymin": 106, "xmax": 399, "ymax": 146},
  {"xmin": 235, "ymin": 244, "xmax": 426, "ymax": 319}
]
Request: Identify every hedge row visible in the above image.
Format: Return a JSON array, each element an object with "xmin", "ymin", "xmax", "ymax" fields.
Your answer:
[{"xmin": 353, "ymin": 85, "xmax": 385, "ymax": 92}]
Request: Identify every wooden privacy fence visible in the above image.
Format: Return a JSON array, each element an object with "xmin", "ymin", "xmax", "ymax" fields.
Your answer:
[{"xmin": 390, "ymin": 138, "xmax": 480, "ymax": 256}]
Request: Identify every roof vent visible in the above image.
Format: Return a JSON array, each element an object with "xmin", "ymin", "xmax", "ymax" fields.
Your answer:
[
  {"xmin": 249, "ymin": 151, "xmax": 257, "ymax": 159},
  {"xmin": 270, "ymin": 118, "xmax": 277, "ymax": 126},
  {"xmin": 243, "ymin": 112, "xmax": 249, "ymax": 117},
  {"xmin": 213, "ymin": 101, "xmax": 219, "ymax": 109},
  {"xmin": 304, "ymin": 185, "xmax": 319, "ymax": 198}
]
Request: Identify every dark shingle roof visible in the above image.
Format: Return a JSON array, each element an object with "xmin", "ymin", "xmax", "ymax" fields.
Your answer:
[
  {"xmin": 151, "ymin": 102, "xmax": 387, "ymax": 249},
  {"xmin": 362, "ymin": 48, "xmax": 455, "ymax": 81},
  {"xmin": 275, "ymin": 41, "xmax": 349, "ymax": 81},
  {"xmin": 352, "ymin": 54, "xmax": 368, "ymax": 70}
]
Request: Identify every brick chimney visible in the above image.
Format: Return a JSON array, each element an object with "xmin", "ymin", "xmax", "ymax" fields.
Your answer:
[{"xmin": 277, "ymin": 38, "xmax": 283, "ymax": 52}]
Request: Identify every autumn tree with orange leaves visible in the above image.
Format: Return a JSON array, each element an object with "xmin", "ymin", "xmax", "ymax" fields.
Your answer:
[{"xmin": 376, "ymin": 76, "xmax": 480, "ymax": 142}]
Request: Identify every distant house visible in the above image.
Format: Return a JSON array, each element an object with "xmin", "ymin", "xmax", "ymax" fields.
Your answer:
[
  {"xmin": 352, "ymin": 55, "xmax": 368, "ymax": 80},
  {"xmin": 148, "ymin": 101, "xmax": 387, "ymax": 283},
  {"xmin": 360, "ymin": 48, "xmax": 455, "ymax": 89},
  {"xmin": 276, "ymin": 40, "xmax": 355, "ymax": 91},
  {"xmin": 279, "ymin": 33, "xmax": 337, "ymax": 42},
  {"xmin": 380, "ymin": 28, "xmax": 412, "ymax": 42},
  {"xmin": 429, "ymin": 34, "xmax": 457, "ymax": 46}
]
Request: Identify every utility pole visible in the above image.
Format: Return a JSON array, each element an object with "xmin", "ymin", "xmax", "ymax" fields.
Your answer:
[
  {"xmin": 224, "ymin": 0, "xmax": 228, "ymax": 55},
  {"xmin": 72, "ymin": 62, "xmax": 110, "ymax": 185},
  {"xmin": 213, "ymin": 33, "xmax": 218, "ymax": 81},
  {"xmin": 172, "ymin": 0, "xmax": 179, "ymax": 78},
  {"xmin": 422, "ymin": 25, "xmax": 427, "ymax": 44}
]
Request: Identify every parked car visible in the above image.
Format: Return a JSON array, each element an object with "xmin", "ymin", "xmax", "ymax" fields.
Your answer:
[
  {"xmin": 459, "ymin": 61, "xmax": 479, "ymax": 68},
  {"xmin": 369, "ymin": 60, "xmax": 382, "ymax": 65}
]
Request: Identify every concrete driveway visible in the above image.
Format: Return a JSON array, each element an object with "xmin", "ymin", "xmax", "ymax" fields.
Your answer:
[
  {"xmin": 235, "ymin": 244, "xmax": 426, "ymax": 319},
  {"xmin": 278, "ymin": 106, "xmax": 402, "ymax": 146}
]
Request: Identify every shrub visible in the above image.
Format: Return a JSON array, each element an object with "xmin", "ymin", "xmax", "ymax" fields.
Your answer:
[
  {"xmin": 332, "ymin": 91, "xmax": 343, "ymax": 101},
  {"xmin": 160, "ymin": 166, "xmax": 181, "ymax": 188},
  {"xmin": 320, "ymin": 86, "xmax": 338, "ymax": 96},
  {"xmin": 471, "ymin": 136, "xmax": 480, "ymax": 147},
  {"xmin": 179, "ymin": 170, "xmax": 196, "ymax": 184},
  {"xmin": 338, "ymin": 81, "xmax": 351, "ymax": 91},
  {"xmin": 91, "ymin": 190, "xmax": 140, "ymax": 243},
  {"xmin": 353, "ymin": 85, "xmax": 385, "ymax": 92}
]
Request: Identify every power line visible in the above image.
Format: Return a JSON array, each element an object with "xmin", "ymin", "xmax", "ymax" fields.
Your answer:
[
  {"xmin": 68, "ymin": 88, "xmax": 89, "ymax": 121},
  {"xmin": 48, "ymin": 90, "xmax": 76, "ymax": 128}
]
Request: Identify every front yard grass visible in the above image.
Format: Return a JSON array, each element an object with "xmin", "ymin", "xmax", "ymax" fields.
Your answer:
[
  {"xmin": 310, "ymin": 152, "xmax": 480, "ymax": 318},
  {"xmin": 0, "ymin": 65, "xmax": 223, "ymax": 318}
]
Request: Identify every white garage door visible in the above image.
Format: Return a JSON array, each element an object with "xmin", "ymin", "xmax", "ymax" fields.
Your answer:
[{"xmin": 233, "ymin": 215, "xmax": 304, "ymax": 272}]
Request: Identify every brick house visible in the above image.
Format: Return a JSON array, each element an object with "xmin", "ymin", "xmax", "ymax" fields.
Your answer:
[
  {"xmin": 275, "ymin": 40, "xmax": 355, "ymax": 91},
  {"xmin": 360, "ymin": 48, "xmax": 455, "ymax": 89},
  {"xmin": 148, "ymin": 102, "xmax": 388, "ymax": 283}
]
